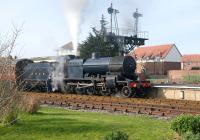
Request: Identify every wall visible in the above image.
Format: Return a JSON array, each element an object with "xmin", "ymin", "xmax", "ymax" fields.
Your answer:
[
  {"xmin": 149, "ymin": 88, "xmax": 200, "ymax": 101},
  {"xmin": 182, "ymin": 62, "xmax": 200, "ymax": 70},
  {"xmin": 165, "ymin": 45, "xmax": 182, "ymax": 62},
  {"xmin": 168, "ymin": 70, "xmax": 200, "ymax": 82},
  {"xmin": 57, "ymin": 49, "xmax": 73, "ymax": 56},
  {"xmin": 136, "ymin": 62, "xmax": 181, "ymax": 75}
]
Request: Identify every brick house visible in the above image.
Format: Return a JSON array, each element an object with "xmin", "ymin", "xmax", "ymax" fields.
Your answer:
[
  {"xmin": 129, "ymin": 44, "xmax": 182, "ymax": 75},
  {"xmin": 181, "ymin": 54, "xmax": 200, "ymax": 70}
]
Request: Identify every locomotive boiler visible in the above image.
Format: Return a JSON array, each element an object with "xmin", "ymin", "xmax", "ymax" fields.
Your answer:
[{"xmin": 83, "ymin": 55, "xmax": 136, "ymax": 79}]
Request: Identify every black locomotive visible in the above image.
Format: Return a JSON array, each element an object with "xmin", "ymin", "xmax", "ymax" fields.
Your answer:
[{"xmin": 17, "ymin": 55, "xmax": 151, "ymax": 97}]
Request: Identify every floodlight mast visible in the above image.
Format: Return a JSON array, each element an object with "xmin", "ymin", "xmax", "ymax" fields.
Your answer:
[
  {"xmin": 133, "ymin": 9, "xmax": 143, "ymax": 37},
  {"xmin": 100, "ymin": 14, "xmax": 108, "ymax": 35},
  {"xmin": 107, "ymin": 2, "xmax": 119, "ymax": 35},
  {"xmin": 104, "ymin": 3, "xmax": 148, "ymax": 55}
]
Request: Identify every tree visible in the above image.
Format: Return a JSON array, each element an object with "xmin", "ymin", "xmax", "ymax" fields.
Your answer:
[
  {"xmin": 79, "ymin": 28, "xmax": 118, "ymax": 59},
  {"xmin": 0, "ymin": 26, "xmax": 22, "ymax": 126}
]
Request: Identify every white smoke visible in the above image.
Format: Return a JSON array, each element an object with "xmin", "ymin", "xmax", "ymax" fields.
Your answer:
[
  {"xmin": 63, "ymin": 0, "xmax": 88, "ymax": 55},
  {"xmin": 51, "ymin": 56, "xmax": 65, "ymax": 91}
]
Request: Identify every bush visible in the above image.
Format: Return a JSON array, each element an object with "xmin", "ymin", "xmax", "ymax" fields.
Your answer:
[
  {"xmin": 103, "ymin": 131, "xmax": 129, "ymax": 140},
  {"xmin": 183, "ymin": 131, "xmax": 200, "ymax": 140},
  {"xmin": 20, "ymin": 95, "xmax": 40, "ymax": 114},
  {"xmin": 0, "ymin": 81, "xmax": 21, "ymax": 126},
  {"xmin": 171, "ymin": 115, "xmax": 200, "ymax": 135}
]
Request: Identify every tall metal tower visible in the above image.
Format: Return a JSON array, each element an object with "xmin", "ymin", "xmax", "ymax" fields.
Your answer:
[
  {"xmin": 133, "ymin": 9, "xmax": 143, "ymax": 37},
  {"xmin": 107, "ymin": 3, "xmax": 119, "ymax": 35},
  {"xmin": 100, "ymin": 14, "xmax": 107, "ymax": 35},
  {"xmin": 104, "ymin": 3, "xmax": 148, "ymax": 55}
]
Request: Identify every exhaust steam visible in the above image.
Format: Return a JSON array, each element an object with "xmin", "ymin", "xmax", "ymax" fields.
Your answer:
[{"xmin": 63, "ymin": 0, "xmax": 88, "ymax": 55}]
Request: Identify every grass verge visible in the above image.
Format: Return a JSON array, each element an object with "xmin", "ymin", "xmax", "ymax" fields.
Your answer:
[{"xmin": 0, "ymin": 106, "xmax": 173, "ymax": 140}]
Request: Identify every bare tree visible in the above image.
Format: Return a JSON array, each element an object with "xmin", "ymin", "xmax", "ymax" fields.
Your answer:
[{"xmin": 0, "ymin": 26, "xmax": 22, "ymax": 125}]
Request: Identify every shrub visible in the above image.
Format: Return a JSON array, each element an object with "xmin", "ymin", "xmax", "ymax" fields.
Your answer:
[
  {"xmin": 103, "ymin": 131, "xmax": 129, "ymax": 140},
  {"xmin": 183, "ymin": 131, "xmax": 200, "ymax": 140},
  {"xmin": 171, "ymin": 115, "xmax": 200, "ymax": 135},
  {"xmin": 0, "ymin": 81, "xmax": 21, "ymax": 126},
  {"xmin": 20, "ymin": 95, "xmax": 40, "ymax": 114}
]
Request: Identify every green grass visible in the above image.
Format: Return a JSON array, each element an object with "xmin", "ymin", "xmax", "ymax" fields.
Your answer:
[{"xmin": 0, "ymin": 107, "xmax": 174, "ymax": 140}]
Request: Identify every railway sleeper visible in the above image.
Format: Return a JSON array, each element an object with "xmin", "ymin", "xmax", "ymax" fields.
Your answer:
[
  {"xmin": 112, "ymin": 106, "xmax": 128, "ymax": 112},
  {"xmin": 84, "ymin": 104, "xmax": 95, "ymax": 109}
]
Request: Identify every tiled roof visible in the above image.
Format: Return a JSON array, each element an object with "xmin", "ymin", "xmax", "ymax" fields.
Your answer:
[
  {"xmin": 61, "ymin": 42, "xmax": 73, "ymax": 50},
  {"xmin": 129, "ymin": 44, "xmax": 174, "ymax": 60},
  {"xmin": 182, "ymin": 54, "xmax": 200, "ymax": 62}
]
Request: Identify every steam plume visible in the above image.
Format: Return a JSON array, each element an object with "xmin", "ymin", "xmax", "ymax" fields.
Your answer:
[
  {"xmin": 51, "ymin": 56, "xmax": 65, "ymax": 91},
  {"xmin": 63, "ymin": 0, "xmax": 88, "ymax": 55}
]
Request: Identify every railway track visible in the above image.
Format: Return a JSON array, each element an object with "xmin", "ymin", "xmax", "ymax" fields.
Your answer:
[{"xmin": 26, "ymin": 92, "xmax": 200, "ymax": 118}]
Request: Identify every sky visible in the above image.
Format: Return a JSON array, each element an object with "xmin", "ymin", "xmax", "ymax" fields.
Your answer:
[{"xmin": 0, "ymin": 0, "xmax": 200, "ymax": 58}]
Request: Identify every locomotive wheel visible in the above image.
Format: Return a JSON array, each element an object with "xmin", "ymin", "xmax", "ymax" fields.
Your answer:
[
  {"xmin": 87, "ymin": 87, "xmax": 95, "ymax": 95},
  {"xmin": 100, "ymin": 89, "xmax": 111, "ymax": 96},
  {"xmin": 75, "ymin": 88, "xmax": 84, "ymax": 94},
  {"xmin": 64, "ymin": 85, "xmax": 74, "ymax": 93},
  {"xmin": 63, "ymin": 85, "xmax": 70, "ymax": 93},
  {"xmin": 121, "ymin": 86, "xmax": 132, "ymax": 97}
]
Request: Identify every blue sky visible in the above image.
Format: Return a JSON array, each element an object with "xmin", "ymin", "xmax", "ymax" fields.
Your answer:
[{"xmin": 0, "ymin": 0, "xmax": 200, "ymax": 58}]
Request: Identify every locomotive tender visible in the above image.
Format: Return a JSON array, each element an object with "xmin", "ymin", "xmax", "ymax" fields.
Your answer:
[{"xmin": 15, "ymin": 55, "xmax": 151, "ymax": 97}]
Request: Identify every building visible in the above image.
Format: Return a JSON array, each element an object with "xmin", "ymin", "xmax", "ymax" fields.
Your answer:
[
  {"xmin": 169, "ymin": 54, "xmax": 200, "ymax": 83},
  {"xmin": 129, "ymin": 44, "xmax": 182, "ymax": 75},
  {"xmin": 0, "ymin": 57, "xmax": 16, "ymax": 81},
  {"xmin": 57, "ymin": 42, "xmax": 74, "ymax": 56},
  {"xmin": 31, "ymin": 56, "xmax": 57, "ymax": 63},
  {"xmin": 181, "ymin": 54, "xmax": 200, "ymax": 70}
]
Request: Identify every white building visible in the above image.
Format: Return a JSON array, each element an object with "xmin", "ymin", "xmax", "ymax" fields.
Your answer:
[{"xmin": 57, "ymin": 42, "xmax": 74, "ymax": 56}]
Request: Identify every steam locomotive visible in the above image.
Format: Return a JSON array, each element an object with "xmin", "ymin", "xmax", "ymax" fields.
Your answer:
[{"xmin": 13, "ymin": 54, "xmax": 151, "ymax": 97}]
